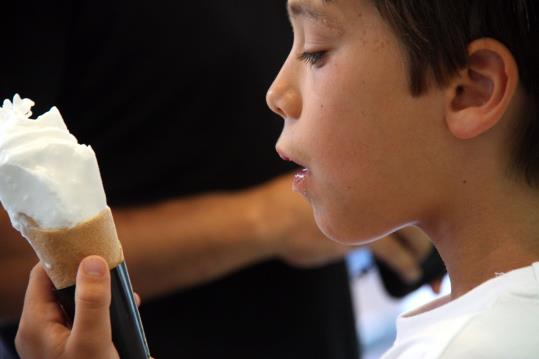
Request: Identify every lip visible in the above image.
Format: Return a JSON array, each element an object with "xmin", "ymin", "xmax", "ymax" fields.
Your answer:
[
  {"xmin": 276, "ymin": 148, "xmax": 311, "ymax": 196},
  {"xmin": 292, "ymin": 168, "xmax": 311, "ymax": 196},
  {"xmin": 276, "ymin": 149, "xmax": 291, "ymax": 163},
  {"xmin": 276, "ymin": 148, "xmax": 306, "ymax": 168}
]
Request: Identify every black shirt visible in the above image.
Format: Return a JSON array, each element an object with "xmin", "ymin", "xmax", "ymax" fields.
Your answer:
[{"xmin": 0, "ymin": 1, "xmax": 360, "ymax": 358}]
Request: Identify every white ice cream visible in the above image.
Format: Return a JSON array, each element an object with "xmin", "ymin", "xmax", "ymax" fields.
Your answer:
[{"xmin": 0, "ymin": 94, "xmax": 107, "ymax": 231}]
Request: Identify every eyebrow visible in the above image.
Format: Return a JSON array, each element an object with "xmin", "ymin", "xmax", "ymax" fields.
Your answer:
[{"xmin": 288, "ymin": 0, "xmax": 340, "ymax": 30}]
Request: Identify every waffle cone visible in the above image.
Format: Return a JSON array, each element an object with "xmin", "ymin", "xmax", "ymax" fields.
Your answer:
[{"xmin": 20, "ymin": 207, "xmax": 124, "ymax": 289}]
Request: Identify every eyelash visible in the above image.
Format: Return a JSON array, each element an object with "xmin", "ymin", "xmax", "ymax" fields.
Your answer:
[{"xmin": 298, "ymin": 51, "xmax": 327, "ymax": 67}]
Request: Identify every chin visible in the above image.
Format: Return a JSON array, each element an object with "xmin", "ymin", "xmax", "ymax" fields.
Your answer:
[{"xmin": 313, "ymin": 207, "xmax": 379, "ymax": 246}]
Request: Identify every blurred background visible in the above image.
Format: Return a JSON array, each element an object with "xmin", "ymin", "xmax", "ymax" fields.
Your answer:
[{"xmin": 348, "ymin": 249, "xmax": 450, "ymax": 359}]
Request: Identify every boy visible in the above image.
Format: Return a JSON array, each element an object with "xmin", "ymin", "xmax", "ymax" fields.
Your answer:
[
  {"xmin": 267, "ymin": 0, "xmax": 539, "ymax": 357},
  {"xmin": 14, "ymin": 0, "xmax": 539, "ymax": 358}
]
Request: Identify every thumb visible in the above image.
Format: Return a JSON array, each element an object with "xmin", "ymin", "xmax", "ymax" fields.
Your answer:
[{"xmin": 69, "ymin": 256, "xmax": 113, "ymax": 353}]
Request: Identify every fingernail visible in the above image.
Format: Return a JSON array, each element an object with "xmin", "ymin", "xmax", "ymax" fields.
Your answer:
[{"xmin": 82, "ymin": 257, "xmax": 107, "ymax": 277}]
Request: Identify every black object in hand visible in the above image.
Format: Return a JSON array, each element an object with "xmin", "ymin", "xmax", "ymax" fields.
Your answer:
[
  {"xmin": 55, "ymin": 261, "xmax": 151, "ymax": 359},
  {"xmin": 376, "ymin": 247, "xmax": 447, "ymax": 298}
]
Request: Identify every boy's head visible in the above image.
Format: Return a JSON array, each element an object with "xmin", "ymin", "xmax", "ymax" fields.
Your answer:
[
  {"xmin": 373, "ymin": 0, "xmax": 538, "ymax": 183},
  {"xmin": 267, "ymin": 0, "xmax": 538, "ymax": 244}
]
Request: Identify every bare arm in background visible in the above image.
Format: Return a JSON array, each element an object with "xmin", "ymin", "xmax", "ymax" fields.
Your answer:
[
  {"xmin": 0, "ymin": 173, "xmax": 434, "ymax": 322},
  {"xmin": 0, "ymin": 173, "xmax": 349, "ymax": 321}
]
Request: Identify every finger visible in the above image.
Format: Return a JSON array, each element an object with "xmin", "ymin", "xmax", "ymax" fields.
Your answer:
[
  {"xmin": 134, "ymin": 292, "xmax": 141, "ymax": 307},
  {"xmin": 370, "ymin": 235, "xmax": 422, "ymax": 283},
  {"xmin": 69, "ymin": 256, "xmax": 112, "ymax": 352},
  {"xmin": 20, "ymin": 263, "xmax": 65, "ymax": 325},
  {"xmin": 16, "ymin": 263, "xmax": 67, "ymax": 358},
  {"xmin": 430, "ymin": 279, "xmax": 442, "ymax": 294}
]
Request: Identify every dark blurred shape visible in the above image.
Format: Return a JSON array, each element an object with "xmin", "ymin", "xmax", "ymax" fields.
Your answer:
[{"xmin": 377, "ymin": 247, "xmax": 447, "ymax": 298}]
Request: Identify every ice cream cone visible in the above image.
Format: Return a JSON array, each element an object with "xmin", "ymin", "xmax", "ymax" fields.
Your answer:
[
  {"xmin": 19, "ymin": 207, "xmax": 124, "ymax": 289},
  {"xmin": 0, "ymin": 96, "xmax": 150, "ymax": 358}
]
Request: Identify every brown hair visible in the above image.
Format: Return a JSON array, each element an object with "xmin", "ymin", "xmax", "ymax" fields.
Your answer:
[{"xmin": 373, "ymin": 1, "xmax": 539, "ymax": 184}]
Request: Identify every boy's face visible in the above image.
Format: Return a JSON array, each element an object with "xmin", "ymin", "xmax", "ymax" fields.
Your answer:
[{"xmin": 267, "ymin": 0, "xmax": 451, "ymax": 243}]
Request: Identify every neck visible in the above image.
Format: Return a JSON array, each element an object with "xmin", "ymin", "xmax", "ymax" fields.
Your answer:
[{"xmin": 422, "ymin": 178, "xmax": 539, "ymax": 300}]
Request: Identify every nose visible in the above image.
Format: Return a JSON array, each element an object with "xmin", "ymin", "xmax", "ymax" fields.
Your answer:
[{"xmin": 266, "ymin": 58, "xmax": 302, "ymax": 120}]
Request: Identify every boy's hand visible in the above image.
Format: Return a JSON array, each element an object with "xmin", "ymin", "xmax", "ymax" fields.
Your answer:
[{"xmin": 16, "ymin": 256, "xmax": 119, "ymax": 359}]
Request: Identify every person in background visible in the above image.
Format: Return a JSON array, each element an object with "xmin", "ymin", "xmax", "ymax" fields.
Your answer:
[{"xmin": 0, "ymin": 1, "xmax": 440, "ymax": 358}]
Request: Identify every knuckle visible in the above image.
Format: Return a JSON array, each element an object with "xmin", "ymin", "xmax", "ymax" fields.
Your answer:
[
  {"xmin": 14, "ymin": 330, "xmax": 25, "ymax": 350},
  {"xmin": 15, "ymin": 324, "xmax": 36, "ymax": 353}
]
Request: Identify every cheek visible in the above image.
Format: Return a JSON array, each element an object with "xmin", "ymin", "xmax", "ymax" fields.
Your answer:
[
  {"xmin": 291, "ymin": 14, "xmax": 447, "ymax": 243},
  {"xmin": 299, "ymin": 76, "xmax": 422, "ymax": 242},
  {"xmin": 306, "ymin": 136, "xmax": 376, "ymax": 243}
]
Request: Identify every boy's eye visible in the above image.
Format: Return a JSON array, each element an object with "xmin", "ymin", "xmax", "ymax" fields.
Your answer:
[{"xmin": 298, "ymin": 51, "xmax": 327, "ymax": 67}]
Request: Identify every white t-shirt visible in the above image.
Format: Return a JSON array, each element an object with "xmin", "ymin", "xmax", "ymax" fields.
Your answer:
[{"xmin": 381, "ymin": 263, "xmax": 539, "ymax": 359}]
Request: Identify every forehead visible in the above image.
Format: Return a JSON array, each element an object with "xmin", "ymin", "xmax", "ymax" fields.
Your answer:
[
  {"xmin": 288, "ymin": 0, "xmax": 333, "ymax": 18},
  {"xmin": 287, "ymin": 0, "xmax": 345, "ymax": 29},
  {"xmin": 287, "ymin": 0, "xmax": 372, "ymax": 27}
]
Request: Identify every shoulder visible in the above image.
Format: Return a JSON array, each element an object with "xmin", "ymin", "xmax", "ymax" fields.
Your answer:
[{"xmin": 439, "ymin": 288, "xmax": 539, "ymax": 358}]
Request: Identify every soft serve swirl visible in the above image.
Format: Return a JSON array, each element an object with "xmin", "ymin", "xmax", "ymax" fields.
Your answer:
[{"xmin": 0, "ymin": 95, "xmax": 107, "ymax": 231}]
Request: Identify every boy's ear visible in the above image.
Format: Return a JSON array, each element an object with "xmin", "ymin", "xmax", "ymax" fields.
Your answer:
[{"xmin": 445, "ymin": 38, "xmax": 519, "ymax": 140}]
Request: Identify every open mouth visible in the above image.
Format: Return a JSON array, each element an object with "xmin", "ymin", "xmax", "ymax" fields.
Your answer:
[
  {"xmin": 276, "ymin": 148, "xmax": 305, "ymax": 168},
  {"xmin": 276, "ymin": 148, "xmax": 311, "ymax": 196},
  {"xmin": 276, "ymin": 149, "xmax": 292, "ymax": 163}
]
